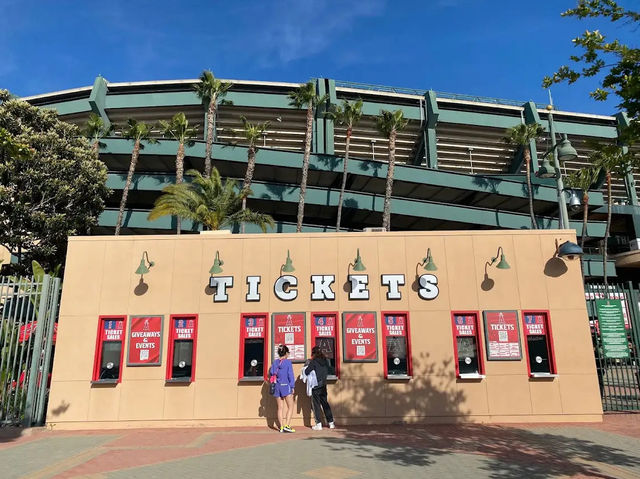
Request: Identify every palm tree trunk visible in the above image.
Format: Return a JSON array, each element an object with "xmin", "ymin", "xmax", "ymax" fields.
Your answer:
[
  {"xmin": 296, "ymin": 103, "xmax": 314, "ymax": 233},
  {"xmin": 241, "ymin": 146, "xmax": 257, "ymax": 233},
  {"xmin": 382, "ymin": 129, "xmax": 397, "ymax": 231},
  {"xmin": 93, "ymin": 141, "xmax": 99, "ymax": 157},
  {"xmin": 580, "ymin": 192, "xmax": 589, "ymax": 251},
  {"xmin": 176, "ymin": 142, "xmax": 185, "ymax": 235},
  {"xmin": 603, "ymin": 171, "xmax": 612, "ymax": 298},
  {"xmin": 115, "ymin": 139, "xmax": 140, "ymax": 236},
  {"xmin": 205, "ymin": 98, "xmax": 216, "ymax": 178},
  {"xmin": 524, "ymin": 150, "xmax": 537, "ymax": 229},
  {"xmin": 336, "ymin": 127, "xmax": 351, "ymax": 232}
]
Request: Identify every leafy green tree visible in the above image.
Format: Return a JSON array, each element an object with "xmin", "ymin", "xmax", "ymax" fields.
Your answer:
[
  {"xmin": 82, "ymin": 112, "xmax": 113, "ymax": 154},
  {"xmin": 543, "ymin": 1, "xmax": 639, "ymax": 142},
  {"xmin": 503, "ymin": 123, "xmax": 545, "ymax": 229},
  {"xmin": 326, "ymin": 99, "xmax": 363, "ymax": 232},
  {"xmin": 194, "ymin": 70, "xmax": 232, "ymax": 178},
  {"xmin": 565, "ymin": 165, "xmax": 602, "ymax": 251},
  {"xmin": 0, "ymin": 90, "xmax": 109, "ymax": 275},
  {"xmin": 239, "ymin": 117, "xmax": 269, "ymax": 232},
  {"xmin": 148, "ymin": 168, "xmax": 274, "ymax": 232},
  {"xmin": 589, "ymin": 143, "xmax": 639, "ymax": 293},
  {"xmin": 376, "ymin": 110, "xmax": 408, "ymax": 231},
  {"xmin": 159, "ymin": 112, "xmax": 198, "ymax": 234},
  {"xmin": 288, "ymin": 81, "xmax": 328, "ymax": 232},
  {"xmin": 115, "ymin": 120, "xmax": 158, "ymax": 236}
]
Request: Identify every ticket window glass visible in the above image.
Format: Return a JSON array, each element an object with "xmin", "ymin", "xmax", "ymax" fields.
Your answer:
[
  {"xmin": 311, "ymin": 313, "xmax": 339, "ymax": 379},
  {"xmin": 382, "ymin": 313, "xmax": 412, "ymax": 378},
  {"xmin": 451, "ymin": 312, "xmax": 484, "ymax": 378},
  {"xmin": 167, "ymin": 316, "xmax": 197, "ymax": 382},
  {"xmin": 239, "ymin": 314, "xmax": 268, "ymax": 380},
  {"xmin": 93, "ymin": 316, "xmax": 126, "ymax": 383},
  {"xmin": 523, "ymin": 312, "xmax": 556, "ymax": 376}
]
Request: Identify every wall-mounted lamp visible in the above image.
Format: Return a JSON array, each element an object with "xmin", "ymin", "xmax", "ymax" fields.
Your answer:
[
  {"xmin": 555, "ymin": 238, "xmax": 583, "ymax": 261},
  {"xmin": 416, "ymin": 248, "xmax": 437, "ymax": 276},
  {"xmin": 487, "ymin": 246, "xmax": 510, "ymax": 270},
  {"xmin": 209, "ymin": 250, "xmax": 224, "ymax": 275},
  {"xmin": 280, "ymin": 250, "xmax": 295, "ymax": 276},
  {"xmin": 348, "ymin": 248, "xmax": 366, "ymax": 275},
  {"xmin": 135, "ymin": 251, "xmax": 155, "ymax": 279}
]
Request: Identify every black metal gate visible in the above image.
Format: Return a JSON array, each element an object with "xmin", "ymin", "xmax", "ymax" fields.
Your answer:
[
  {"xmin": 0, "ymin": 275, "xmax": 61, "ymax": 426},
  {"xmin": 585, "ymin": 282, "xmax": 640, "ymax": 411}
]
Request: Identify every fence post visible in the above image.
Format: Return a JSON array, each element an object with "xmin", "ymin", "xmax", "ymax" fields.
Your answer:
[{"xmin": 22, "ymin": 275, "xmax": 51, "ymax": 427}]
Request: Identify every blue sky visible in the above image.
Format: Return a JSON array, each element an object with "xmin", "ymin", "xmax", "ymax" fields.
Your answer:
[{"xmin": 0, "ymin": 0, "xmax": 636, "ymax": 115}]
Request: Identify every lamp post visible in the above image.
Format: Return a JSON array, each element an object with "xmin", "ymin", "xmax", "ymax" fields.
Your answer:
[{"xmin": 537, "ymin": 104, "xmax": 578, "ymax": 230}]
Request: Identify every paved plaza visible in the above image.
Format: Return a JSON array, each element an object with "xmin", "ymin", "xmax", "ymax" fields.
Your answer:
[{"xmin": 1, "ymin": 415, "xmax": 639, "ymax": 478}]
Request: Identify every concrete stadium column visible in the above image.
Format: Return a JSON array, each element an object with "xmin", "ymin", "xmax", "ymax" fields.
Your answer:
[
  {"xmin": 510, "ymin": 101, "xmax": 542, "ymax": 175},
  {"xmin": 89, "ymin": 76, "xmax": 111, "ymax": 129},
  {"xmin": 424, "ymin": 90, "xmax": 439, "ymax": 169},
  {"xmin": 616, "ymin": 112, "xmax": 638, "ymax": 206}
]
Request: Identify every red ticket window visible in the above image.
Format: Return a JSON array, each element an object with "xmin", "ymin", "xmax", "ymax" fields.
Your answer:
[
  {"xmin": 311, "ymin": 312, "xmax": 340, "ymax": 378},
  {"xmin": 381, "ymin": 312, "xmax": 412, "ymax": 378},
  {"xmin": 451, "ymin": 312, "xmax": 485, "ymax": 377},
  {"xmin": 239, "ymin": 313, "xmax": 268, "ymax": 381},
  {"xmin": 522, "ymin": 311, "xmax": 557, "ymax": 376},
  {"xmin": 92, "ymin": 316, "xmax": 126, "ymax": 383},
  {"xmin": 166, "ymin": 315, "xmax": 198, "ymax": 382}
]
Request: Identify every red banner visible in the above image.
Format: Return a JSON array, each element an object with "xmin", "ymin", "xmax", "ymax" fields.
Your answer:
[
  {"xmin": 127, "ymin": 316, "xmax": 163, "ymax": 366},
  {"xmin": 343, "ymin": 312, "xmax": 377, "ymax": 362},
  {"xmin": 383, "ymin": 315, "xmax": 406, "ymax": 337},
  {"xmin": 483, "ymin": 311, "xmax": 521, "ymax": 360},
  {"xmin": 272, "ymin": 313, "xmax": 306, "ymax": 361},
  {"xmin": 243, "ymin": 316, "xmax": 265, "ymax": 339},
  {"xmin": 101, "ymin": 319, "xmax": 124, "ymax": 342},
  {"xmin": 453, "ymin": 314, "xmax": 476, "ymax": 337},
  {"xmin": 312, "ymin": 315, "xmax": 336, "ymax": 338},
  {"xmin": 172, "ymin": 317, "xmax": 196, "ymax": 340},
  {"xmin": 523, "ymin": 313, "xmax": 546, "ymax": 336}
]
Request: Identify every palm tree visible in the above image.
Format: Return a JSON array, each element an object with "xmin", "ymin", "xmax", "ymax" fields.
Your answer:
[
  {"xmin": 326, "ymin": 99, "xmax": 363, "ymax": 231},
  {"xmin": 194, "ymin": 70, "xmax": 232, "ymax": 178},
  {"xmin": 288, "ymin": 81, "xmax": 328, "ymax": 232},
  {"xmin": 148, "ymin": 168, "xmax": 274, "ymax": 232},
  {"xmin": 159, "ymin": 112, "xmax": 198, "ymax": 234},
  {"xmin": 503, "ymin": 123, "xmax": 545, "ymax": 229},
  {"xmin": 376, "ymin": 110, "xmax": 408, "ymax": 231},
  {"xmin": 564, "ymin": 166, "xmax": 602, "ymax": 252},
  {"xmin": 239, "ymin": 117, "xmax": 270, "ymax": 232},
  {"xmin": 590, "ymin": 144, "xmax": 639, "ymax": 295},
  {"xmin": 115, "ymin": 119, "xmax": 157, "ymax": 236},
  {"xmin": 82, "ymin": 113, "xmax": 112, "ymax": 155}
]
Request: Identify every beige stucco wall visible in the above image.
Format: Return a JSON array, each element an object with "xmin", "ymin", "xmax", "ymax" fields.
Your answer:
[{"xmin": 47, "ymin": 229, "xmax": 602, "ymax": 429}]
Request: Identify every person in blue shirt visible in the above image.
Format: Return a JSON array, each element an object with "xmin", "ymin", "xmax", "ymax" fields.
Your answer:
[{"xmin": 270, "ymin": 344, "xmax": 296, "ymax": 433}]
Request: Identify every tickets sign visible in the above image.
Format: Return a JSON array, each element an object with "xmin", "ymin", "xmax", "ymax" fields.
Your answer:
[
  {"xmin": 243, "ymin": 315, "xmax": 265, "ymax": 339},
  {"xmin": 343, "ymin": 312, "xmax": 377, "ymax": 362},
  {"xmin": 453, "ymin": 314, "xmax": 476, "ymax": 337},
  {"xmin": 523, "ymin": 313, "xmax": 547, "ymax": 336},
  {"xmin": 127, "ymin": 315, "xmax": 163, "ymax": 366},
  {"xmin": 172, "ymin": 317, "xmax": 196, "ymax": 340},
  {"xmin": 102, "ymin": 319, "xmax": 124, "ymax": 342},
  {"xmin": 483, "ymin": 310, "xmax": 521, "ymax": 360},
  {"xmin": 272, "ymin": 313, "xmax": 306, "ymax": 362}
]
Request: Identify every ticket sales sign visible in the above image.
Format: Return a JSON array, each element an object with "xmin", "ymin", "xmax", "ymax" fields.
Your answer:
[
  {"xmin": 343, "ymin": 312, "xmax": 378, "ymax": 362},
  {"xmin": 102, "ymin": 319, "xmax": 124, "ymax": 342},
  {"xmin": 523, "ymin": 313, "xmax": 547, "ymax": 336},
  {"xmin": 127, "ymin": 315, "xmax": 163, "ymax": 366},
  {"xmin": 483, "ymin": 310, "xmax": 521, "ymax": 360},
  {"xmin": 272, "ymin": 313, "xmax": 306, "ymax": 362}
]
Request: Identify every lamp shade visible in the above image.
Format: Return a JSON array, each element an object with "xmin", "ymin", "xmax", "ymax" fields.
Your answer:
[
  {"xmin": 422, "ymin": 249, "xmax": 437, "ymax": 271},
  {"xmin": 135, "ymin": 258, "xmax": 150, "ymax": 275},
  {"xmin": 557, "ymin": 240, "xmax": 583, "ymax": 259},
  {"xmin": 353, "ymin": 248, "xmax": 366, "ymax": 271},
  {"xmin": 209, "ymin": 251, "xmax": 224, "ymax": 274},
  {"xmin": 537, "ymin": 157, "xmax": 557, "ymax": 178},
  {"xmin": 557, "ymin": 137, "xmax": 578, "ymax": 162},
  {"xmin": 282, "ymin": 250, "xmax": 295, "ymax": 273},
  {"xmin": 496, "ymin": 253, "xmax": 510, "ymax": 269}
]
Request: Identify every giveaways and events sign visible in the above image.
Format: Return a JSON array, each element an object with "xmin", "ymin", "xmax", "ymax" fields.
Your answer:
[
  {"xmin": 483, "ymin": 310, "xmax": 521, "ymax": 360},
  {"xmin": 127, "ymin": 315, "xmax": 163, "ymax": 366},
  {"xmin": 343, "ymin": 312, "xmax": 378, "ymax": 362},
  {"xmin": 272, "ymin": 313, "xmax": 306, "ymax": 362}
]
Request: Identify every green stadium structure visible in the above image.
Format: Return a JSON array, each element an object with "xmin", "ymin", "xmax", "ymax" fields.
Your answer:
[{"xmin": 23, "ymin": 76, "xmax": 640, "ymax": 280}]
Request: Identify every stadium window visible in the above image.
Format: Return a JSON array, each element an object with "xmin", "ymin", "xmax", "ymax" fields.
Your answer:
[
  {"xmin": 92, "ymin": 316, "xmax": 126, "ymax": 383},
  {"xmin": 239, "ymin": 313, "xmax": 268, "ymax": 381},
  {"xmin": 381, "ymin": 312, "xmax": 412, "ymax": 378},
  {"xmin": 311, "ymin": 312, "xmax": 340, "ymax": 379},
  {"xmin": 451, "ymin": 312, "xmax": 485, "ymax": 378},
  {"xmin": 166, "ymin": 315, "xmax": 198, "ymax": 382},
  {"xmin": 522, "ymin": 311, "xmax": 557, "ymax": 376}
]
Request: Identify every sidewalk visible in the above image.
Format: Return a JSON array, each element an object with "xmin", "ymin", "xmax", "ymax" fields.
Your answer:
[{"xmin": 1, "ymin": 415, "xmax": 639, "ymax": 478}]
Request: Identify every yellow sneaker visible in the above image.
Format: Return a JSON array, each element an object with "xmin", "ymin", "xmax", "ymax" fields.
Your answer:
[{"xmin": 283, "ymin": 424, "xmax": 295, "ymax": 433}]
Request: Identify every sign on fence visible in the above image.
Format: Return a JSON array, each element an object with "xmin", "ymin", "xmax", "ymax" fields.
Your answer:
[{"xmin": 596, "ymin": 299, "xmax": 630, "ymax": 359}]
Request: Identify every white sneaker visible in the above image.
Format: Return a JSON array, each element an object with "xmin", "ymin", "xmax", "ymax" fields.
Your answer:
[
  {"xmin": 311, "ymin": 423, "xmax": 323, "ymax": 431},
  {"xmin": 328, "ymin": 422, "xmax": 335, "ymax": 429}
]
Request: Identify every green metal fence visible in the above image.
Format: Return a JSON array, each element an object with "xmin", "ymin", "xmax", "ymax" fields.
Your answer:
[
  {"xmin": 585, "ymin": 282, "xmax": 640, "ymax": 411},
  {"xmin": 0, "ymin": 275, "xmax": 61, "ymax": 426}
]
